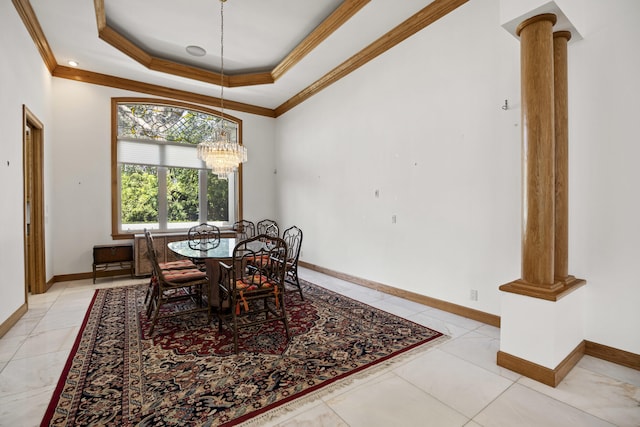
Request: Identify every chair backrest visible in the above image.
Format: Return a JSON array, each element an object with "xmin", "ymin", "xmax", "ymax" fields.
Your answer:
[
  {"xmin": 144, "ymin": 228, "xmax": 158, "ymax": 260},
  {"xmin": 188, "ymin": 223, "xmax": 220, "ymax": 250},
  {"xmin": 232, "ymin": 234, "xmax": 287, "ymax": 287},
  {"xmin": 257, "ymin": 219, "xmax": 279, "ymax": 237},
  {"xmin": 232, "ymin": 220, "xmax": 256, "ymax": 241},
  {"xmin": 282, "ymin": 225, "xmax": 303, "ymax": 265},
  {"xmin": 144, "ymin": 228, "xmax": 152, "ymax": 252},
  {"xmin": 144, "ymin": 228, "xmax": 161, "ymax": 276}
]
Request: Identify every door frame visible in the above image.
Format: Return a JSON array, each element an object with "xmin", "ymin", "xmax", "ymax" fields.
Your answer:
[{"xmin": 23, "ymin": 105, "xmax": 46, "ymax": 295}]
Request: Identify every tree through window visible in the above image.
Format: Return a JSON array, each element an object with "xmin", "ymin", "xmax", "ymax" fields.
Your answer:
[{"xmin": 112, "ymin": 99, "xmax": 243, "ymax": 236}]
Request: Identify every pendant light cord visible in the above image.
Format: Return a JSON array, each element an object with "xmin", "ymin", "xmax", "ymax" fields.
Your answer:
[{"xmin": 219, "ymin": 0, "xmax": 225, "ymax": 121}]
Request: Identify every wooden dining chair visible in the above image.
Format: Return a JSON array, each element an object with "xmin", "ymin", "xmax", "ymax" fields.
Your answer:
[
  {"xmin": 282, "ymin": 225, "xmax": 304, "ymax": 300},
  {"xmin": 146, "ymin": 238, "xmax": 211, "ymax": 336},
  {"xmin": 232, "ymin": 220, "xmax": 256, "ymax": 241},
  {"xmin": 187, "ymin": 223, "xmax": 220, "ymax": 270},
  {"xmin": 256, "ymin": 219, "xmax": 279, "ymax": 237},
  {"xmin": 188, "ymin": 223, "xmax": 221, "ymax": 250},
  {"xmin": 217, "ymin": 234, "xmax": 289, "ymax": 353},
  {"xmin": 143, "ymin": 229, "xmax": 197, "ymax": 310}
]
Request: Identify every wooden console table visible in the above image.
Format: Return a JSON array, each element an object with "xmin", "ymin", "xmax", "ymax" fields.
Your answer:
[{"xmin": 92, "ymin": 243, "xmax": 134, "ymax": 283}]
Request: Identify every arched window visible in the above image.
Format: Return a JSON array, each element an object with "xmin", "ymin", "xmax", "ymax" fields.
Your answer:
[{"xmin": 111, "ymin": 98, "xmax": 243, "ymax": 237}]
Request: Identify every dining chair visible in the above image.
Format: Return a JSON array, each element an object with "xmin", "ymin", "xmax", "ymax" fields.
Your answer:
[
  {"xmin": 143, "ymin": 229, "xmax": 197, "ymax": 310},
  {"xmin": 282, "ymin": 225, "xmax": 304, "ymax": 300},
  {"xmin": 146, "ymin": 238, "xmax": 211, "ymax": 336},
  {"xmin": 256, "ymin": 219, "xmax": 279, "ymax": 237},
  {"xmin": 232, "ymin": 220, "xmax": 256, "ymax": 241},
  {"xmin": 188, "ymin": 223, "xmax": 221, "ymax": 250},
  {"xmin": 217, "ymin": 234, "xmax": 290, "ymax": 353},
  {"xmin": 188, "ymin": 223, "xmax": 220, "ymax": 270}
]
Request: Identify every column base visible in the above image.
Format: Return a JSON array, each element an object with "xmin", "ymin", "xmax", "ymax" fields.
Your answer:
[
  {"xmin": 497, "ymin": 341, "xmax": 585, "ymax": 387},
  {"xmin": 499, "ymin": 275, "xmax": 586, "ymax": 301},
  {"xmin": 498, "ymin": 281, "xmax": 587, "ymax": 385}
]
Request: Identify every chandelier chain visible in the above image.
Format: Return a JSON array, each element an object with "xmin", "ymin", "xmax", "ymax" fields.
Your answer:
[
  {"xmin": 219, "ymin": 0, "xmax": 225, "ymax": 120},
  {"xmin": 196, "ymin": 0, "xmax": 247, "ymax": 179}
]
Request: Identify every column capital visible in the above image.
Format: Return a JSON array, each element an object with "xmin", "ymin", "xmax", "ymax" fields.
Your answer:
[
  {"xmin": 553, "ymin": 30, "xmax": 572, "ymax": 41},
  {"xmin": 516, "ymin": 13, "xmax": 557, "ymax": 36}
]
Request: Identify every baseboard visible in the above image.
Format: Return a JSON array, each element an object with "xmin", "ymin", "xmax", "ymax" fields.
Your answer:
[
  {"xmin": 0, "ymin": 302, "xmax": 28, "ymax": 339},
  {"xmin": 497, "ymin": 341, "xmax": 586, "ymax": 387},
  {"xmin": 299, "ymin": 261, "xmax": 640, "ymax": 377},
  {"xmin": 299, "ymin": 261, "xmax": 501, "ymax": 327},
  {"xmin": 50, "ymin": 268, "xmax": 134, "ymax": 285},
  {"xmin": 585, "ymin": 340, "xmax": 640, "ymax": 371}
]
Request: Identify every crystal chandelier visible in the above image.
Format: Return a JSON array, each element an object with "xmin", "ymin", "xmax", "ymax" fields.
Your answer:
[{"xmin": 197, "ymin": 0, "xmax": 247, "ymax": 179}]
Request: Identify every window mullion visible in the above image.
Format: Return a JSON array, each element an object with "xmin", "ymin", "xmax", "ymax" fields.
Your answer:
[
  {"xmin": 199, "ymin": 169, "xmax": 207, "ymax": 223},
  {"xmin": 158, "ymin": 167, "xmax": 168, "ymax": 230}
]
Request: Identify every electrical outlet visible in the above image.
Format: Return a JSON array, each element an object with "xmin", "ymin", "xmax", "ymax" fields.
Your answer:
[
  {"xmin": 470, "ymin": 289, "xmax": 478, "ymax": 301},
  {"xmin": 391, "ymin": 215, "xmax": 397, "ymax": 224}
]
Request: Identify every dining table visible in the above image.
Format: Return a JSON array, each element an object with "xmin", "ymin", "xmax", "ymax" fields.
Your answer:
[
  {"xmin": 167, "ymin": 238, "xmax": 238, "ymax": 309},
  {"xmin": 167, "ymin": 237, "xmax": 269, "ymax": 309}
]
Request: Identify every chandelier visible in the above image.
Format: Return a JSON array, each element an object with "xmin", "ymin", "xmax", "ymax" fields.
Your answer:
[{"xmin": 197, "ymin": 0, "xmax": 247, "ymax": 179}]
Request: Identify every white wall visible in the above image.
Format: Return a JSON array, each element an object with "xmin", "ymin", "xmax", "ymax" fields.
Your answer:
[
  {"xmin": 50, "ymin": 79, "xmax": 278, "ymax": 276},
  {"xmin": 0, "ymin": 3, "xmax": 54, "ymax": 323},
  {"xmin": 277, "ymin": 0, "xmax": 521, "ymax": 316},
  {"xmin": 276, "ymin": 0, "xmax": 640, "ymax": 355},
  {"xmin": 568, "ymin": 0, "xmax": 640, "ymax": 354}
]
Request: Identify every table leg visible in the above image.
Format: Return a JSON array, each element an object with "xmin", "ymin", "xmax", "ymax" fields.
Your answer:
[{"xmin": 204, "ymin": 258, "xmax": 231, "ymax": 310}]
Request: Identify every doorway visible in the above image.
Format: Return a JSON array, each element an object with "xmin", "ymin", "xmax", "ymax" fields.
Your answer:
[{"xmin": 23, "ymin": 105, "xmax": 46, "ymax": 295}]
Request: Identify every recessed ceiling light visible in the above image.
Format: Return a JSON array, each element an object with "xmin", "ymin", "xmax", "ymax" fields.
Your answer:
[
  {"xmin": 186, "ymin": 45, "xmax": 206, "ymax": 57},
  {"xmin": 68, "ymin": 60, "xmax": 79, "ymax": 67}
]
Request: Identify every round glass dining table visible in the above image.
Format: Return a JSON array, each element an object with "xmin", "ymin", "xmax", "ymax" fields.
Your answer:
[
  {"xmin": 167, "ymin": 238, "xmax": 238, "ymax": 261},
  {"xmin": 167, "ymin": 238, "xmax": 268, "ymax": 308}
]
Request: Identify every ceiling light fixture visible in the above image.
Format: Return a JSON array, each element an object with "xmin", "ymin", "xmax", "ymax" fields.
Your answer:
[
  {"xmin": 197, "ymin": 0, "xmax": 247, "ymax": 179},
  {"xmin": 68, "ymin": 60, "xmax": 79, "ymax": 67}
]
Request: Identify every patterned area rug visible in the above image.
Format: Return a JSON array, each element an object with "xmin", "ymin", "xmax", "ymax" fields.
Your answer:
[{"xmin": 42, "ymin": 280, "xmax": 447, "ymax": 426}]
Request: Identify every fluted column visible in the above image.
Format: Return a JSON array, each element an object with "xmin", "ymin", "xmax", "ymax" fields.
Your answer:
[
  {"xmin": 518, "ymin": 14, "xmax": 560, "ymax": 291},
  {"xmin": 553, "ymin": 30, "xmax": 571, "ymax": 282}
]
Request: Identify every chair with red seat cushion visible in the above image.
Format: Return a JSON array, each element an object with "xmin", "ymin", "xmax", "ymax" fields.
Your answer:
[
  {"xmin": 217, "ymin": 234, "xmax": 289, "ymax": 353},
  {"xmin": 145, "ymin": 233, "xmax": 211, "ymax": 336},
  {"xmin": 143, "ymin": 229, "xmax": 196, "ymax": 309}
]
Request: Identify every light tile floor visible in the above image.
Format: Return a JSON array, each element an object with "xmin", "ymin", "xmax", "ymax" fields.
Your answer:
[{"xmin": 0, "ymin": 267, "xmax": 638, "ymax": 426}]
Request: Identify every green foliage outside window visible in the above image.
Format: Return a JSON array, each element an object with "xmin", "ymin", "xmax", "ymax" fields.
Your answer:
[
  {"xmin": 207, "ymin": 173, "xmax": 229, "ymax": 221},
  {"xmin": 167, "ymin": 168, "xmax": 199, "ymax": 223},
  {"xmin": 121, "ymin": 165, "xmax": 158, "ymax": 223}
]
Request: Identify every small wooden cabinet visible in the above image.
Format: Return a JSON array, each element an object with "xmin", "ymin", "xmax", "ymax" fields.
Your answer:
[{"xmin": 92, "ymin": 243, "xmax": 134, "ymax": 283}]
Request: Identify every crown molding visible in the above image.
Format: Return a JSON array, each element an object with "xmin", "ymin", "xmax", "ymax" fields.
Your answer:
[
  {"xmin": 14, "ymin": 0, "xmax": 468, "ymax": 118},
  {"xmin": 12, "ymin": 0, "xmax": 57, "ymax": 72},
  {"xmin": 52, "ymin": 65, "xmax": 276, "ymax": 118},
  {"xmin": 275, "ymin": 0, "xmax": 470, "ymax": 116},
  {"xmin": 93, "ymin": 0, "xmax": 370, "ymax": 88}
]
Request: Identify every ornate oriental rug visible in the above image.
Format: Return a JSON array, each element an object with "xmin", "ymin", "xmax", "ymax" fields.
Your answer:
[{"xmin": 42, "ymin": 280, "xmax": 447, "ymax": 426}]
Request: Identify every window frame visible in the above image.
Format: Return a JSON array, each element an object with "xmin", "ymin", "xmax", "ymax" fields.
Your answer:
[{"xmin": 111, "ymin": 97, "xmax": 244, "ymax": 239}]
